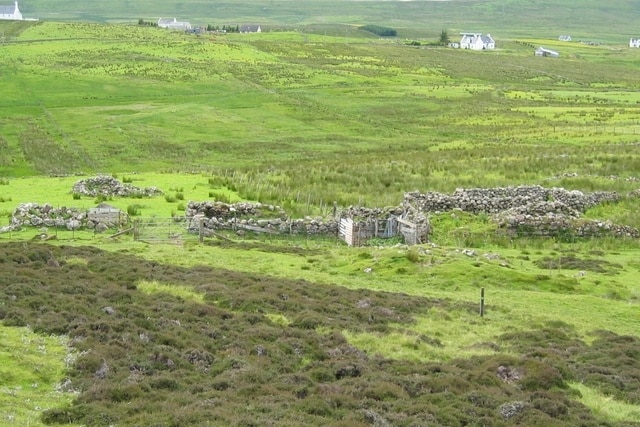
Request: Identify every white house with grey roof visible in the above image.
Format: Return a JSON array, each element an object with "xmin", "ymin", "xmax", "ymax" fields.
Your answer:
[
  {"xmin": 0, "ymin": 1, "xmax": 22, "ymax": 20},
  {"xmin": 239, "ymin": 24, "xmax": 262, "ymax": 33},
  {"xmin": 630, "ymin": 38, "xmax": 640, "ymax": 48},
  {"xmin": 459, "ymin": 33, "xmax": 495, "ymax": 50}
]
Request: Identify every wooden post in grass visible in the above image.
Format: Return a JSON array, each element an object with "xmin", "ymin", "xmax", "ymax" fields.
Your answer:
[
  {"xmin": 480, "ymin": 287, "xmax": 485, "ymax": 317},
  {"xmin": 199, "ymin": 218, "xmax": 204, "ymax": 244}
]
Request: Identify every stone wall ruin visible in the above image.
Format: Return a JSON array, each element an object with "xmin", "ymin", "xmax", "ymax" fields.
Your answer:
[
  {"xmin": 404, "ymin": 185, "xmax": 638, "ymax": 239},
  {"xmin": 2, "ymin": 182, "xmax": 638, "ymax": 241}
]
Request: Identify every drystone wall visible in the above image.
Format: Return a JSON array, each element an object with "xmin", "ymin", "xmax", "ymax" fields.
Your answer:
[
  {"xmin": 186, "ymin": 201, "xmax": 341, "ymax": 235},
  {"xmin": 404, "ymin": 186, "xmax": 638, "ymax": 238},
  {"xmin": 403, "ymin": 185, "xmax": 620, "ymax": 215},
  {"xmin": 5, "ymin": 203, "xmax": 123, "ymax": 233},
  {"xmin": 185, "ymin": 202, "xmax": 429, "ymax": 237},
  {"xmin": 4, "ymin": 183, "xmax": 638, "ymax": 241}
]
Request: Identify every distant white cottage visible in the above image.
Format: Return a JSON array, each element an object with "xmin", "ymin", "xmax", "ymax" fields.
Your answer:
[
  {"xmin": 459, "ymin": 33, "xmax": 495, "ymax": 50},
  {"xmin": 0, "ymin": 1, "xmax": 22, "ymax": 20},
  {"xmin": 157, "ymin": 17, "xmax": 191, "ymax": 31},
  {"xmin": 239, "ymin": 24, "xmax": 262, "ymax": 33},
  {"xmin": 630, "ymin": 38, "xmax": 640, "ymax": 48}
]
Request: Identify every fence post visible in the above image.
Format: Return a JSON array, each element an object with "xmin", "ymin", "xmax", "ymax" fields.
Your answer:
[
  {"xmin": 480, "ymin": 287, "xmax": 485, "ymax": 317},
  {"xmin": 133, "ymin": 220, "xmax": 139, "ymax": 241},
  {"xmin": 199, "ymin": 218, "xmax": 204, "ymax": 244}
]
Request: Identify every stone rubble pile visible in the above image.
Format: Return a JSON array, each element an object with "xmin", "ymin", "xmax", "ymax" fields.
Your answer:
[
  {"xmin": 8, "ymin": 203, "xmax": 85, "ymax": 230},
  {"xmin": 494, "ymin": 203, "xmax": 638, "ymax": 238},
  {"xmin": 7, "ymin": 203, "xmax": 83, "ymax": 232},
  {"xmin": 185, "ymin": 201, "xmax": 284, "ymax": 220},
  {"xmin": 338, "ymin": 206, "xmax": 403, "ymax": 221},
  {"xmin": 72, "ymin": 175, "xmax": 163, "ymax": 197}
]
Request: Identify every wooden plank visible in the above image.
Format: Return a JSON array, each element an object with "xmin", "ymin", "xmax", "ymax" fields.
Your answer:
[
  {"xmin": 107, "ymin": 227, "xmax": 133, "ymax": 239},
  {"xmin": 238, "ymin": 224, "xmax": 280, "ymax": 234},
  {"xmin": 396, "ymin": 217, "xmax": 416, "ymax": 227}
]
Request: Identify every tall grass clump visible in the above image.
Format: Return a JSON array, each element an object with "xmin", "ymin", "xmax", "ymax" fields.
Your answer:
[{"xmin": 127, "ymin": 204, "xmax": 142, "ymax": 216}]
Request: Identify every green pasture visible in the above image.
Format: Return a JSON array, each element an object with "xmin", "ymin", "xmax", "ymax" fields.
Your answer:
[
  {"xmin": 0, "ymin": 326, "xmax": 77, "ymax": 426},
  {"xmin": 0, "ymin": 173, "xmax": 244, "ymax": 220},
  {"xmin": 2, "ymin": 21, "xmax": 640, "ymax": 211}
]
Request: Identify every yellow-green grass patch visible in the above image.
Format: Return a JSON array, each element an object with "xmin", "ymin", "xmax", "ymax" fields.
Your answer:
[
  {"xmin": 569, "ymin": 382, "xmax": 640, "ymax": 423},
  {"xmin": 0, "ymin": 325, "xmax": 77, "ymax": 426},
  {"xmin": 136, "ymin": 280, "xmax": 205, "ymax": 303}
]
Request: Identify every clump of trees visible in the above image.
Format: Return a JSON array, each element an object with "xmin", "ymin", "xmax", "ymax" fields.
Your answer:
[
  {"xmin": 439, "ymin": 29, "xmax": 450, "ymax": 45},
  {"xmin": 404, "ymin": 30, "xmax": 451, "ymax": 47},
  {"xmin": 207, "ymin": 24, "xmax": 240, "ymax": 33},
  {"xmin": 359, "ymin": 25, "xmax": 397, "ymax": 37},
  {"xmin": 137, "ymin": 19, "xmax": 157, "ymax": 27}
]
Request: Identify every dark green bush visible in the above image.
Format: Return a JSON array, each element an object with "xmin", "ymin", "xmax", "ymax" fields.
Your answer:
[{"xmin": 359, "ymin": 24, "xmax": 397, "ymax": 37}]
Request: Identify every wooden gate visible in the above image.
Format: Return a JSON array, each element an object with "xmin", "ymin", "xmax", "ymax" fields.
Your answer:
[{"xmin": 133, "ymin": 218, "xmax": 195, "ymax": 244}]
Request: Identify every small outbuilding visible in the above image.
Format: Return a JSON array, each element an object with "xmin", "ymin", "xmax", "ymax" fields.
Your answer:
[
  {"xmin": 630, "ymin": 38, "xmax": 640, "ymax": 48},
  {"xmin": 88, "ymin": 203, "xmax": 127, "ymax": 227},
  {"xmin": 535, "ymin": 47, "xmax": 559, "ymax": 57}
]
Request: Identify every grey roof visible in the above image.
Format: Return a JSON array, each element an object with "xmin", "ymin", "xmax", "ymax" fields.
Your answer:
[
  {"xmin": 0, "ymin": 4, "xmax": 17, "ymax": 14},
  {"xmin": 240, "ymin": 24, "xmax": 261, "ymax": 32}
]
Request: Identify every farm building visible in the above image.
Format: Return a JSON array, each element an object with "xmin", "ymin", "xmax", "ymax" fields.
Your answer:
[
  {"xmin": 0, "ymin": 1, "xmax": 21, "ymax": 20},
  {"xmin": 157, "ymin": 17, "xmax": 191, "ymax": 31},
  {"xmin": 630, "ymin": 38, "xmax": 640, "ymax": 48},
  {"xmin": 239, "ymin": 24, "xmax": 262, "ymax": 33},
  {"xmin": 88, "ymin": 203, "xmax": 126, "ymax": 227},
  {"xmin": 458, "ymin": 33, "xmax": 495, "ymax": 50},
  {"xmin": 535, "ymin": 47, "xmax": 559, "ymax": 57},
  {"xmin": 558, "ymin": 35, "xmax": 572, "ymax": 42}
]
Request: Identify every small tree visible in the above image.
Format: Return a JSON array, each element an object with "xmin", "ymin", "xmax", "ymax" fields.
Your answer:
[{"xmin": 439, "ymin": 29, "xmax": 450, "ymax": 46}]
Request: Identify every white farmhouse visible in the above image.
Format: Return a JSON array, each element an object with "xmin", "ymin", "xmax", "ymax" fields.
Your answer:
[
  {"xmin": 0, "ymin": 1, "xmax": 22, "ymax": 20},
  {"xmin": 459, "ymin": 33, "xmax": 495, "ymax": 50},
  {"xmin": 630, "ymin": 38, "xmax": 640, "ymax": 48},
  {"xmin": 157, "ymin": 17, "xmax": 191, "ymax": 31}
]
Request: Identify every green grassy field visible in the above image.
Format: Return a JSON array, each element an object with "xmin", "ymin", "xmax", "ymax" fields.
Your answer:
[{"xmin": 1, "ymin": 6, "xmax": 640, "ymax": 426}]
